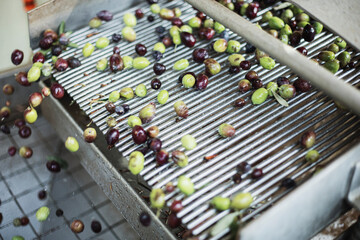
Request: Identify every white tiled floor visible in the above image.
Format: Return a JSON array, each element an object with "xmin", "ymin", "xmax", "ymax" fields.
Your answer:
[{"xmin": 0, "ymin": 117, "xmax": 139, "ymax": 240}]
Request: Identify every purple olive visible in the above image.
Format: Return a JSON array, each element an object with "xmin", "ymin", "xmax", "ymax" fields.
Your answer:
[
  {"xmin": 109, "ymin": 54, "xmax": 124, "ymax": 72},
  {"xmin": 234, "ymin": 98, "xmax": 246, "ymax": 107},
  {"xmin": 192, "ymin": 48, "xmax": 209, "ymax": 63},
  {"xmin": 39, "ymin": 36, "xmax": 53, "ymax": 50},
  {"xmin": 105, "ymin": 128, "xmax": 120, "ymax": 146},
  {"xmin": 11, "ymin": 49, "xmax": 24, "ymax": 65},
  {"xmin": 246, "ymin": 3, "xmax": 259, "ymax": 19},
  {"xmin": 153, "ymin": 63, "xmax": 166, "ymax": 75},
  {"xmin": 180, "ymin": 32, "xmax": 196, "ymax": 48},
  {"xmin": 294, "ymin": 78, "xmax": 311, "ymax": 92},
  {"xmin": 276, "ymin": 77, "xmax": 290, "ymax": 86},
  {"xmin": 67, "ymin": 57, "xmax": 81, "ymax": 69},
  {"xmin": 156, "ymin": 149, "xmax": 169, "ymax": 165},
  {"xmin": 97, "ymin": 10, "xmax": 113, "ymax": 21},
  {"xmin": 55, "ymin": 58, "xmax": 68, "ymax": 71},
  {"xmin": 302, "ymin": 24, "xmax": 315, "ymax": 42},
  {"xmin": 135, "ymin": 44, "xmax": 147, "ymax": 56},
  {"xmin": 195, "ymin": 74, "xmax": 209, "ymax": 90},
  {"xmin": 147, "ymin": 138, "xmax": 162, "ymax": 152},
  {"xmin": 296, "ymin": 47, "xmax": 308, "ymax": 56},
  {"xmin": 132, "ymin": 126, "xmax": 147, "ymax": 144},
  {"xmin": 32, "ymin": 52, "xmax": 45, "ymax": 63},
  {"xmin": 171, "ymin": 18, "xmax": 183, "ymax": 27},
  {"xmin": 51, "ymin": 45, "xmax": 62, "ymax": 56},
  {"xmin": 245, "ymin": 70, "xmax": 258, "ymax": 81},
  {"xmin": 289, "ymin": 31, "xmax": 302, "ymax": 47}
]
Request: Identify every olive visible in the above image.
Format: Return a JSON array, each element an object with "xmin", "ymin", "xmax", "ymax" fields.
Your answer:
[
  {"xmin": 159, "ymin": 8, "xmax": 175, "ymax": 20},
  {"xmin": 157, "ymin": 90, "xmax": 169, "ymax": 104},
  {"xmin": 83, "ymin": 127, "xmax": 97, "ymax": 143},
  {"xmin": 122, "ymin": 104, "xmax": 130, "ymax": 113},
  {"xmin": 279, "ymin": 84, "xmax": 296, "ymax": 99},
  {"xmin": 15, "ymin": 72, "xmax": 30, "ymax": 87},
  {"xmin": 139, "ymin": 212, "xmax": 151, "ymax": 227},
  {"xmin": 105, "ymin": 128, "xmax": 120, "ymax": 146},
  {"xmin": 46, "ymin": 160, "xmax": 61, "ymax": 173},
  {"xmin": 128, "ymin": 151, "xmax": 144, "ymax": 175},
  {"xmin": 174, "ymin": 100, "xmax": 188, "ymax": 118},
  {"xmin": 245, "ymin": 42, "xmax": 256, "ymax": 53},
  {"xmin": 135, "ymin": 9, "xmax": 144, "ymax": 19},
  {"xmin": 162, "ymin": 37, "xmax": 172, "ymax": 47},
  {"xmin": 132, "ymin": 126, "xmax": 148, "ymax": 145},
  {"xmin": 3, "ymin": 84, "xmax": 14, "ymax": 95},
  {"xmin": 50, "ymin": 83, "xmax": 64, "ymax": 99},
  {"xmin": 305, "ymin": 149, "xmax": 320, "ymax": 162},
  {"xmin": 19, "ymin": 125, "xmax": 31, "ymax": 138},
  {"xmin": 122, "ymin": 26, "xmax": 136, "ymax": 42},
  {"xmin": 173, "ymin": 59, "xmax": 189, "ymax": 71},
  {"xmin": 259, "ymin": 57, "xmax": 275, "ymax": 70},
  {"xmin": 180, "ymin": 32, "xmax": 196, "ymax": 48},
  {"xmin": 43, "ymin": 29, "xmax": 58, "ymax": 41},
  {"xmin": 300, "ymin": 131, "xmax": 316, "ymax": 148},
  {"xmin": 302, "ymin": 24, "xmax": 315, "ymax": 42},
  {"xmin": 151, "ymin": 78, "xmax": 162, "ymax": 89},
  {"xmin": 27, "ymin": 66, "xmax": 41, "ymax": 82},
  {"xmin": 70, "ymin": 220, "xmax": 84, "ymax": 233},
  {"xmin": 55, "ymin": 58, "xmax": 68, "ymax": 71},
  {"xmin": 55, "ymin": 209, "xmax": 64, "ymax": 217},
  {"xmin": 65, "ymin": 137, "xmax": 79, "ymax": 152},
  {"xmin": 170, "ymin": 200, "xmax": 183, "ymax": 213},
  {"xmin": 8, "ymin": 146, "xmax": 16, "ymax": 156},
  {"xmin": 32, "ymin": 52, "xmax": 45, "ymax": 63},
  {"xmin": 192, "ymin": 48, "xmax": 209, "ymax": 63},
  {"xmin": 139, "ymin": 103, "xmax": 156, "ymax": 123},
  {"xmin": 91, "ymin": 220, "xmax": 102, "ymax": 233},
  {"xmin": 11, "ymin": 49, "xmax": 24, "ymax": 65},
  {"xmin": 127, "ymin": 116, "xmax": 141, "ymax": 128},
  {"xmin": 105, "ymin": 102, "xmax": 115, "ymax": 113},
  {"xmin": 181, "ymin": 74, "xmax": 196, "ymax": 88},
  {"xmin": 97, "ymin": 10, "xmax": 113, "ymax": 21},
  {"xmin": 296, "ymin": 47, "xmax": 308, "ymax": 56},
  {"xmin": 150, "ymin": 188, "xmax": 165, "ymax": 209},
  {"xmin": 211, "ymin": 196, "xmax": 231, "ymax": 211},
  {"xmin": 19, "ymin": 146, "xmax": 33, "ymax": 158},
  {"xmin": 1, "ymin": 107, "xmax": 11, "ymax": 119},
  {"xmin": 20, "ymin": 216, "xmax": 29, "ymax": 226},
  {"xmin": 135, "ymin": 44, "xmax": 147, "ymax": 56},
  {"xmin": 82, "ymin": 43, "xmax": 95, "ymax": 57},
  {"xmin": 39, "ymin": 36, "xmax": 53, "ymax": 50},
  {"xmin": 234, "ymin": 98, "xmax": 246, "ymax": 107},
  {"xmin": 42, "ymin": 87, "xmax": 50, "ymax": 97},
  {"xmin": 233, "ymin": 173, "xmax": 242, "ymax": 184},
  {"xmin": 167, "ymin": 213, "xmax": 181, "ymax": 228},
  {"xmin": 213, "ymin": 39, "xmax": 228, "ymax": 53},
  {"xmin": 198, "ymin": 28, "xmax": 215, "ymax": 40},
  {"xmin": 245, "ymin": 70, "xmax": 258, "ymax": 81},
  {"xmin": 14, "ymin": 119, "xmax": 26, "ymax": 128},
  {"xmin": 231, "ymin": 192, "xmax": 253, "ymax": 210},
  {"xmin": 269, "ymin": 17, "xmax": 285, "ymax": 30},
  {"xmin": 133, "ymin": 57, "xmax": 150, "ymax": 69},
  {"xmin": 147, "ymin": 138, "xmax": 162, "ymax": 152},
  {"xmin": 96, "ymin": 37, "xmax": 110, "ymax": 49},
  {"xmin": 181, "ymin": 135, "xmax": 197, "ymax": 150},
  {"xmin": 67, "ymin": 57, "xmax": 81, "ymax": 69},
  {"xmin": 238, "ymin": 79, "xmax": 251, "ymax": 93},
  {"xmin": 240, "ymin": 61, "xmax": 251, "ymax": 70},
  {"xmin": 109, "ymin": 54, "xmax": 124, "ymax": 72},
  {"xmin": 204, "ymin": 58, "xmax": 221, "ymax": 76},
  {"xmin": 229, "ymin": 66, "xmax": 241, "ymax": 74},
  {"xmin": 177, "ymin": 175, "xmax": 194, "ymax": 195},
  {"xmin": 51, "ymin": 45, "xmax": 62, "ymax": 56},
  {"xmin": 36, "ymin": 207, "xmax": 50, "ymax": 222},
  {"xmin": 294, "ymin": 78, "xmax": 311, "ymax": 92},
  {"xmin": 106, "ymin": 117, "xmax": 117, "ymax": 127},
  {"xmin": 165, "ymin": 182, "xmax": 175, "ymax": 193},
  {"xmin": 335, "ymin": 37, "xmax": 347, "ymax": 49},
  {"xmin": 112, "ymin": 33, "xmax": 122, "ymax": 43},
  {"xmin": 237, "ymin": 162, "xmax": 252, "ymax": 173},
  {"xmin": 246, "ymin": 3, "xmax": 258, "ymax": 19},
  {"xmin": 252, "ymin": 79, "xmax": 263, "ymax": 89},
  {"xmin": 251, "ymin": 168, "xmax": 263, "ymax": 179},
  {"xmin": 147, "ymin": 126, "xmax": 159, "ymax": 138},
  {"xmin": 252, "ymin": 88, "xmax": 268, "ymax": 105},
  {"xmin": 172, "ymin": 18, "xmax": 183, "ymax": 27},
  {"xmin": 153, "ymin": 63, "xmax": 166, "ymax": 75},
  {"xmin": 147, "ymin": 15, "xmax": 155, "ymax": 22},
  {"xmin": 288, "ymin": 19, "xmax": 297, "ymax": 30},
  {"xmin": 152, "ymin": 51, "xmax": 162, "ymax": 61},
  {"xmin": 276, "ymin": 77, "xmax": 290, "ymax": 86},
  {"xmin": 218, "ymin": 123, "xmax": 235, "ymax": 138},
  {"xmin": 195, "ymin": 74, "xmax": 209, "ymax": 90},
  {"xmin": 289, "ymin": 31, "xmax": 302, "ymax": 47},
  {"xmin": 1, "ymin": 124, "xmax": 10, "ymax": 134},
  {"xmin": 196, "ymin": 11, "xmax": 206, "ymax": 21},
  {"xmin": 280, "ymin": 178, "xmax": 297, "ymax": 188},
  {"xmin": 156, "ymin": 149, "xmax": 169, "ymax": 165}
]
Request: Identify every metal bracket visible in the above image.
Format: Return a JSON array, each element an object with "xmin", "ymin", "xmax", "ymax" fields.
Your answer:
[{"xmin": 347, "ymin": 162, "xmax": 360, "ymax": 210}]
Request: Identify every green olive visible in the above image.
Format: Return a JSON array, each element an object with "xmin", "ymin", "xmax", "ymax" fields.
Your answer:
[
  {"xmin": 279, "ymin": 84, "xmax": 296, "ymax": 99},
  {"xmin": 150, "ymin": 4, "xmax": 160, "ymax": 14},
  {"xmin": 240, "ymin": 3, "xmax": 249, "ymax": 16},
  {"xmin": 157, "ymin": 90, "xmax": 169, "ymax": 104},
  {"xmin": 173, "ymin": 59, "xmax": 189, "ymax": 70},
  {"xmin": 159, "ymin": 8, "xmax": 175, "ymax": 20},
  {"xmin": 213, "ymin": 38, "xmax": 228, "ymax": 52},
  {"xmin": 27, "ymin": 66, "xmax": 41, "ymax": 82},
  {"xmin": 108, "ymin": 91, "xmax": 120, "ymax": 102},
  {"xmin": 204, "ymin": 58, "xmax": 221, "ymax": 75},
  {"xmin": 96, "ymin": 58, "xmax": 108, "ymax": 71},
  {"xmin": 214, "ymin": 22, "xmax": 225, "ymax": 34},
  {"xmin": 268, "ymin": 29, "xmax": 279, "ymax": 38},
  {"xmin": 251, "ymin": 88, "xmax": 268, "ymax": 105},
  {"xmin": 313, "ymin": 22, "xmax": 323, "ymax": 34},
  {"xmin": 169, "ymin": 26, "xmax": 180, "ymax": 37},
  {"xmin": 177, "ymin": 175, "xmax": 194, "ymax": 196},
  {"xmin": 153, "ymin": 42, "xmax": 166, "ymax": 53},
  {"xmin": 181, "ymin": 134, "xmax": 197, "ymax": 150},
  {"xmin": 269, "ymin": 17, "xmax": 285, "ymax": 30},
  {"xmin": 305, "ymin": 149, "xmax": 320, "ymax": 163},
  {"xmin": 123, "ymin": 56, "xmax": 133, "ymax": 69},
  {"xmin": 150, "ymin": 188, "xmax": 165, "ymax": 208},
  {"xmin": 290, "ymin": 5, "xmax": 303, "ymax": 15},
  {"xmin": 231, "ymin": 192, "xmax": 253, "ymax": 210},
  {"xmin": 296, "ymin": 13, "xmax": 310, "ymax": 22},
  {"xmin": 324, "ymin": 59, "xmax": 340, "ymax": 73},
  {"xmin": 211, "ymin": 196, "xmax": 231, "ymax": 211},
  {"xmin": 139, "ymin": 103, "xmax": 156, "ymax": 123},
  {"xmin": 255, "ymin": 48, "xmax": 269, "ymax": 61},
  {"xmin": 36, "ymin": 206, "xmax": 50, "ymax": 222},
  {"xmin": 262, "ymin": 11, "xmax": 273, "ymax": 23},
  {"xmin": 280, "ymin": 24, "xmax": 292, "ymax": 36},
  {"xmin": 228, "ymin": 54, "xmax": 245, "ymax": 67},
  {"xmin": 180, "ymin": 25, "xmax": 192, "ymax": 34},
  {"xmin": 12, "ymin": 236, "xmax": 25, "ymax": 240},
  {"xmin": 318, "ymin": 51, "xmax": 335, "ymax": 62},
  {"xmin": 41, "ymin": 63, "xmax": 52, "ymax": 77},
  {"xmin": 65, "ymin": 136, "xmax": 79, "ymax": 152},
  {"xmin": 218, "ymin": 123, "xmax": 235, "ymax": 138},
  {"xmin": 280, "ymin": 9, "xmax": 293, "ymax": 23},
  {"xmin": 172, "ymin": 150, "xmax": 188, "ymax": 167},
  {"xmin": 89, "ymin": 17, "xmax": 101, "ymax": 28},
  {"xmin": 120, "ymin": 87, "xmax": 134, "ymax": 100},
  {"xmin": 280, "ymin": 34, "xmax": 289, "ymax": 44},
  {"xmin": 266, "ymin": 82, "xmax": 278, "ymax": 97},
  {"xmin": 172, "ymin": 35, "xmax": 181, "ymax": 45},
  {"xmin": 33, "ymin": 62, "xmax": 43, "ymax": 68},
  {"xmin": 128, "ymin": 151, "xmax": 144, "ymax": 175},
  {"xmin": 122, "ymin": 26, "xmax": 136, "ymax": 42},
  {"xmin": 188, "ymin": 17, "xmax": 202, "ymax": 28},
  {"xmin": 203, "ymin": 19, "xmax": 214, "ymax": 28},
  {"xmin": 135, "ymin": 84, "xmax": 147, "ymax": 97},
  {"xmin": 226, "ymin": 40, "xmax": 241, "ymax": 53},
  {"xmin": 297, "ymin": 21, "xmax": 309, "ymax": 28},
  {"xmin": 182, "ymin": 74, "xmax": 196, "ymax": 88},
  {"xmin": 123, "ymin": 13, "xmax": 137, "ymax": 27},
  {"xmin": 106, "ymin": 116, "xmax": 117, "ymax": 127},
  {"xmin": 128, "ymin": 116, "xmax": 142, "ymax": 128},
  {"xmin": 259, "ymin": 57, "xmax": 276, "ymax": 70},
  {"xmin": 24, "ymin": 107, "xmax": 37, "ymax": 123},
  {"xmin": 174, "ymin": 7, "xmax": 181, "ymax": 17},
  {"xmin": 328, "ymin": 44, "xmax": 339, "ymax": 54},
  {"xmin": 133, "ymin": 57, "xmax": 150, "ymax": 69},
  {"xmin": 338, "ymin": 51, "xmax": 351, "ymax": 68},
  {"xmin": 96, "ymin": 37, "xmax": 110, "ymax": 49},
  {"xmin": 51, "ymin": 56, "xmax": 58, "ymax": 64},
  {"xmin": 82, "ymin": 43, "xmax": 95, "ymax": 57}
]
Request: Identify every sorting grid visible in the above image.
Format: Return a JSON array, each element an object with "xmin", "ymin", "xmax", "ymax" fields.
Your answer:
[{"xmin": 0, "ymin": 116, "xmax": 139, "ymax": 240}]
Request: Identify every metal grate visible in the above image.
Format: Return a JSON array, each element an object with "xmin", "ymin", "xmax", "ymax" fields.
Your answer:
[{"xmin": 46, "ymin": 0, "xmax": 360, "ymax": 238}]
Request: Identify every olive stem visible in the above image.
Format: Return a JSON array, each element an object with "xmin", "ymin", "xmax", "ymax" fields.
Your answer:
[{"xmin": 156, "ymin": 209, "xmax": 161, "ymax": 218}]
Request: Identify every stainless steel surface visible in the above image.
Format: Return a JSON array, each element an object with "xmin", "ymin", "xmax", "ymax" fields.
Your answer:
[
  {"xmin": 39, "ymin": 81, "xmax": 176, "ymax": 240},
  {"xmin": 347, "ymin": 162, "xmax": 360, "ymax": 210},
  {"xmin": 31, "ymin": 0, "xmax": 360, "ymax": 239}
]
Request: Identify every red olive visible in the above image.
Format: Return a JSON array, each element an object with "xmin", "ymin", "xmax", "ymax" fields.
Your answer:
[
  {"xmin": 11, "ymin": 49, "xmax": 24, "ymax": 65},
  {"xmin": 195, "ymin": 73, "xmax": 209, "ymax": 90},
  {"xmin": 132, "ymin": 126, "xmax": 147, "ymax": 144},
  {"xmin": 192, "ymin": 48, "xmax": 209, "ymax": 63},
  {"xmin": 180, "ymin": 32, "xmax": 196, "ymax": 48}
]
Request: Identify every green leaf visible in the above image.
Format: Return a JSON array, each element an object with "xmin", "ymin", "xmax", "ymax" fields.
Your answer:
[
  {"xmin": 274, "ymin": 2, "xmax": 292, "ymax": 11},
  {"xmin": 272, "ymin": 89, "xmax": 289, "ymax": 107},
  {"xmin": 210, "ymin": 211, "xmax": 240, "ymax": 237},
  {"xmin": 47, "ymin": 156, "xmax": 68, "ymax": 169},
  {"xmin": 58, "ymin": 21, "xmax": 66, "ymax": 35},
  {"xmin": 67, "ymin": 42, "xmax": 79, "ymax": 48}
]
